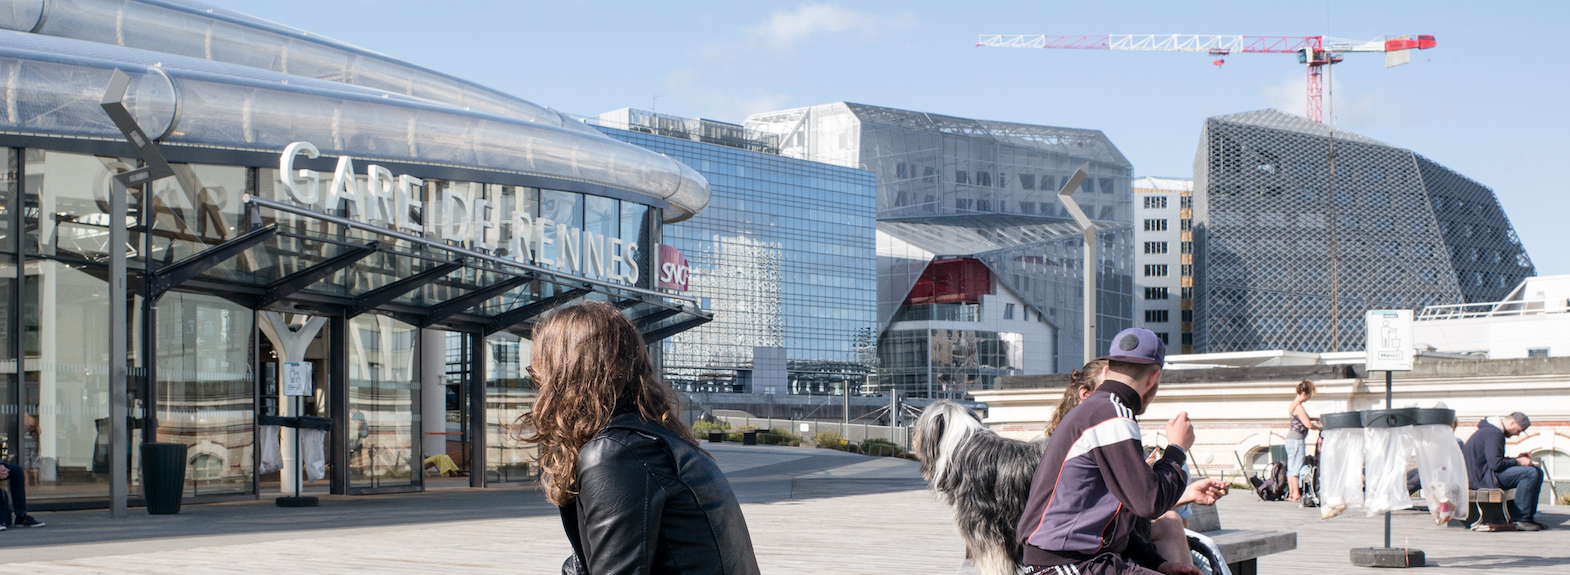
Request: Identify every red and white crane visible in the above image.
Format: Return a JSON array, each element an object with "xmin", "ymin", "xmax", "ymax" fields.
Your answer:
[{"xmin": 976, "ymin": 34, "xmax": 1436, "ymax": 123}]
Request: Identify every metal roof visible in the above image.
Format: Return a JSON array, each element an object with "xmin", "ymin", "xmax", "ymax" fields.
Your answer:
[
  {"xmin": 878, "ymin": 215, "xmax": 1106, "ymax": 257},
  {"xmin": 0, "ymin": 0, "xmax": 710, "ymax": 222},
  {"xmin": 1209, "ymin": 109, "xmax": 1389, "ymax": 147}
]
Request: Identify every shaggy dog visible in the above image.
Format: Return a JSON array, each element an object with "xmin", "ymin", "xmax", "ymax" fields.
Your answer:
[{"xmin": 914, "ymin": 400, "xmax": 1043, "ymax": 575}]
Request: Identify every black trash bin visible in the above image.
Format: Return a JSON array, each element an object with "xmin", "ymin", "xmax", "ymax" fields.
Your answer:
[{"xmin": 140, "ymin": 442, "xmax": 188, "ymax": 515}]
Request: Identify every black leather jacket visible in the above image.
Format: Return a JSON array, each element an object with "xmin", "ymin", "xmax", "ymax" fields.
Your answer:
[{"xmin": 561, "ymin": 412, "xmax": 760, "ymax": 575}]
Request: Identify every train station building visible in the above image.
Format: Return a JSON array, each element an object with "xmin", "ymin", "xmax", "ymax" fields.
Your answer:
[{"xmin": 0, "ymin": 0, "xmax": 710, "ymax": 508}]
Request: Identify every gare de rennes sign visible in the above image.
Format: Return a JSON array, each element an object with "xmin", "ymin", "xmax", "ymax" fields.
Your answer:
[{"xmin": 278, "ymin": 142, "xmax": 691, "ymax": 292}]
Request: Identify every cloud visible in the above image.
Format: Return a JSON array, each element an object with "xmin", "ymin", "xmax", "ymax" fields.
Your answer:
[{"xmin": 745, "ymin": 3, "xmax": 916, "ymax": 51}]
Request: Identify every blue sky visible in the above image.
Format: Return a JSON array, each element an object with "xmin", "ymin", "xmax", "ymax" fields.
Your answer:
[{"xmin": 216, "ymin": 1, "xmax": 1568, "ymax": 276}]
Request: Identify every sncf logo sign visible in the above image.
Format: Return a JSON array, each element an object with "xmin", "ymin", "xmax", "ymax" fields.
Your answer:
[{"xmin": 657, "ymin": 244, "xmax": 690, "ymax": 292}]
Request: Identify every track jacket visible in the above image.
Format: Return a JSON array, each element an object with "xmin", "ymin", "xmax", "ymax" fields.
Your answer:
[{"xmin": 1016, "ymin": 381, "xmax": 1188, "ymax": 568}]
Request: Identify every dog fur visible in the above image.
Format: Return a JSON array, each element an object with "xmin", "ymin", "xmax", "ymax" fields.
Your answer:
[{"xmin": 914, "ymin": 400, "xmax": 1044, "ymax": 575}]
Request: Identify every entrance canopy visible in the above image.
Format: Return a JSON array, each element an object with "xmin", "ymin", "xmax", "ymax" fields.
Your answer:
[{"xmin": 141, "ymin": 193, "xmax": 710, "ymax": 341}]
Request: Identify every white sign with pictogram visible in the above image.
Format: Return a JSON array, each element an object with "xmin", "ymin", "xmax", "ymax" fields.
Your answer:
[
  {"xmin": 283, "ymin": 361, "xmax": 313, "ymax": 396},
  {"xmin": 1364, "ymin": 310, "xmax": 1414, "ymax": 371}
]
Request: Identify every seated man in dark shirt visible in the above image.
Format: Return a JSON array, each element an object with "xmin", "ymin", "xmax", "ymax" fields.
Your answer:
[
  {"xmin": 1463, "ymin": 412, "xmax": 1544, "ymax": 531},
  {"xmin": 0, "ymin": 462, "xmax": 47, "ymax": 529}
]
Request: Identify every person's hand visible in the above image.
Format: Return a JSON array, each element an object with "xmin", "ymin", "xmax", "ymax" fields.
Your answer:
[
  {"xmin": 1146, "ymin": 448, "xmax": 1161, "ymax": 466},
  {"xmin": 1158, "ymin": 561, "xmax": 1202, "ymax": 575},
  {"xmin": 1184, "ymin": 478, "xmax": 1229, "ymax": 505},
  {"xmin": 0, "ymin": 465, "xmax": 8, "ymax": 480},
  {"xmin": 1517, "ymin": 455, "xmax": 1534, "ymax": 467},
  {"xmin": 1166, "ymin": 411, "xmax": 1195, "ymax": 451}
]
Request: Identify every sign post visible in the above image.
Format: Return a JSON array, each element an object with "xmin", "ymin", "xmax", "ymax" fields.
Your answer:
[
  {"xmin": 282, "ymin": 361, "xmax": 312, "ymax": 505},
  {"xmin": 1353, "ymin": 309, "xmax": 1421, "ymax": 568}
]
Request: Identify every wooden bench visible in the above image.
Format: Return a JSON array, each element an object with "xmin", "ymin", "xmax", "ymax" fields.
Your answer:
[
  {"xmin": 1189, "ymin": 504, "xmax": 1297, "ymax": 575},
  {"xmin": 1467, "ymin": 488, "xmax": 1518, "ymax": 531}
]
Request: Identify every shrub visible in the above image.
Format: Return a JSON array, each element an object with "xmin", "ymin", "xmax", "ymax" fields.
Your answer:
[
  {"xmin": 760, "ymin": 428, "xmax": 803, "ymax": 446},
  {"xmin": 692, "ymin": 420, "xmax": 730, "ymax": 433},
  {"xmin": 860, "ymin": 438, "xmax": 906, "ymax": 458},
  {"xmin": 815, "ymin": 431, "xmax": 849, "ymax": 450}
]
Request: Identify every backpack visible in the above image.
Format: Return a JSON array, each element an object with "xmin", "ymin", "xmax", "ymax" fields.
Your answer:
[{"xmin": 1249, "ymin": 461, "xmax": 1289, "ymax": 501}]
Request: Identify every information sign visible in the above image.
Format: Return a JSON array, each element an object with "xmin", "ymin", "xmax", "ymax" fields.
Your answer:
[
  {"xmin": 1364, "ymin": 310, "xmax": 1414, "ymax": 371},
  {"xmin": 283, "ymin": 361, "xmax": 313, "ymax": 396}
]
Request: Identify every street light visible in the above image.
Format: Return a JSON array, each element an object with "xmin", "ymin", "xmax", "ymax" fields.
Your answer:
[{"xmin": 1056, "ymin": 162, "xmax": 1095, "ymax": 365}]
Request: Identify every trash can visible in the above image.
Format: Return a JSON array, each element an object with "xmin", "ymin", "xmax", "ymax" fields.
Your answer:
[
  {"xmin": 742, "ymin": 430, "xmax": 757, "ymax": 446},
  {"xmin": 140, "ymin": 442, "xmax": 189, "ymax": 515}
]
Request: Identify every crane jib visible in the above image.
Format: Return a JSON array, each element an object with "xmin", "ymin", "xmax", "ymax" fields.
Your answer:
[{"xmin": 977, "ymin": 34, "xmax": 1435, "ymax": 54}]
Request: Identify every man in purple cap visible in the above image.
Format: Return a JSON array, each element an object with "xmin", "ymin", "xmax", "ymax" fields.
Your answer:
[
  {"xmin": 1015, "ymin": 328, "xmax": 1210, "ymax": 575},
  {"xmin": 1463, "ymin": 411, "xmax": 1545, "ymax": 531}
]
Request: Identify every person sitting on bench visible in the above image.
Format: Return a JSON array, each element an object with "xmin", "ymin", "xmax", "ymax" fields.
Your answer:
[
  {"xmin": 0, "ymin": 463, "xmax": 46, "ymax": 529},
  {"xmin": 1463, "ymin": 412, "xmax": 1545, "ymax": 531}
]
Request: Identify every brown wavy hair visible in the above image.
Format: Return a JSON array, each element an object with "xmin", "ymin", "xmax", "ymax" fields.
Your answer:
[
  {"xmin": 515, "ymin": 301, "xmax": 698, "ymax": 506},
  {"xmin": 1044, "ymin": 359, "xmax": 1108, "ymax": 437}
]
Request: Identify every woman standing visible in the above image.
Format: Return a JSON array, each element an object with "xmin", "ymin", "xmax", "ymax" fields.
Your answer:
[
  {"xmin": 1285, "ymin": 380, "xmax": 1321, "ymax": 502},
  {"xmin": 518, "ymin": 302, "xmax": 760, "ymax": 575}
]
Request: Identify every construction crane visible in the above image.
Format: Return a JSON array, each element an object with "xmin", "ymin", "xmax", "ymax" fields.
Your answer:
[{"xmin": 976, "ymin": 34, "xmax": 1436, "ymax": 123}]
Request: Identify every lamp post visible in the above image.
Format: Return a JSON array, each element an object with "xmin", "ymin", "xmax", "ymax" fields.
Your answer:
[
  {"xmin": 1057, "ymin": 163, "xmax": 1095, "ymax": 364},
  {"xmin": 100, "ymin": 69, "xmax": 177, "ymax": 517}
]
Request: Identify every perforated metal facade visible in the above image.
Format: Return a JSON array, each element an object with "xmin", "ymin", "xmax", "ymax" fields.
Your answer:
[{"xmin": 1193, "ymin": 109, "xmax": 1535, "ymax": 353}]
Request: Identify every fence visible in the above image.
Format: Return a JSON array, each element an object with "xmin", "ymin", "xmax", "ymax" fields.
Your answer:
[{"xmin": 712, "ymin": 415, "xmax": 911, "ymax": 450}]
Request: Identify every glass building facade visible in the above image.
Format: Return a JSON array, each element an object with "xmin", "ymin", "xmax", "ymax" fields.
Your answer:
[
  {"xmin": 1192, "ymin": 109, "xmax": 1535, "ymax": 353},
  {"xmin": 0, "ymin": 0, "xmax": 711, "ymax": 508},
  {"xmin": 593, "ymin": 109, "xmax": 879, "ymax": 395},
  {"xmin": 746, "ymin": 103, "xmax": 1135, "ymax": 390}
]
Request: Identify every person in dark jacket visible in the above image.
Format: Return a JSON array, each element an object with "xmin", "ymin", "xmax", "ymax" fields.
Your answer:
[
  {"xmin": 517, "ymin": 302, "xmax": 760, "ymax": 574},
  {"xmin": 1016, "ymin": 328, "xmax": 1210, "ymax": 575},
  {"xmin": 1463, "ymin": 412, "xmax": 1545, "ymax": 531}
]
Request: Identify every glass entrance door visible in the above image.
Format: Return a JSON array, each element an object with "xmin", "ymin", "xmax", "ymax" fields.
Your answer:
[{"xmin": 347, "ymin": 314, "xmax": 419, "ymax": 491}]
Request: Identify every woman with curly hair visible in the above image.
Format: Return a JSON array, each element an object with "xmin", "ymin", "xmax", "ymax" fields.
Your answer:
[{"xmin": 517, "ymin": 301, "xmax": 760, "ymax": 575}]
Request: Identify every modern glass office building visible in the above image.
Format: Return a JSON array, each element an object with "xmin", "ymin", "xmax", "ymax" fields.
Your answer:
[
  {"xmin": 746, "ymin": 103, "xmax": 1135, "ymax": 394},
  {"xmin": 1192, "ymin": 109, "xmax": 1535, "ymax": 353},
  {"xmin": 591, "ymin": 109, "xmax": 878, "ymax": 396},
  {"xmin": 0, "ymin": 0, "xmax": 710, "ymax": 509}
]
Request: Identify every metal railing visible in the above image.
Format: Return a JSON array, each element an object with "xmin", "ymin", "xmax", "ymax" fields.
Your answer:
[{"xmin": 1416, "ymin": 298, "xmax": 1568, "ymax": 321}]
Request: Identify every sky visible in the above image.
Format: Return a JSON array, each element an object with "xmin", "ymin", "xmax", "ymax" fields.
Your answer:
[{"xmin": 214, "ymin": 0, "xmax": 1569, "ymax": 277}]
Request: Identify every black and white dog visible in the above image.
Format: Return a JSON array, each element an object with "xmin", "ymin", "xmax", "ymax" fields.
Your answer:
[{"xmin": 914, "ymin": 400, "xmax": 1043, "ymax": 575}]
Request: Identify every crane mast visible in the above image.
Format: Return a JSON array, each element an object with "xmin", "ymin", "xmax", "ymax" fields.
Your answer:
[{"xmin": 977, "ymin": 34, "xmax": 1435, "ymax": 123}]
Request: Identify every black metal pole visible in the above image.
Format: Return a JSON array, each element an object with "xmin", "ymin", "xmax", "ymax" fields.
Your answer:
[
  {"xmin": 295, "ymin": 395, "xmax": 299, "ymax": 499},
  {"xmin": 1385, "ymin": 369, "xmax": 1393, "ymax": 549}
]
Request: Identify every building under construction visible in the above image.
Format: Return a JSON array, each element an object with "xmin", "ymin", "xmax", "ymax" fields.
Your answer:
[{"xmin": 1192, "ymin": 109, "xmax": 1535, "ymax": 353}]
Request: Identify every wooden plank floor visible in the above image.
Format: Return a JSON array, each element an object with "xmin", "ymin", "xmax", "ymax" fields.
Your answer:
[
  {"xmin": 6, "ymin": 493, "xmax": 1565, "ymax": 574},
  {"xmin": 0, "ymin": 441, "xmax": 1564, "ymax": 575}
]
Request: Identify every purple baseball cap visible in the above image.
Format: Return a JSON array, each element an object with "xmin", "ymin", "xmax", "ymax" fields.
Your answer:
[{"xmin": 1099, "ymin": 327, "xmax": 1167, "ymax": 365}]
